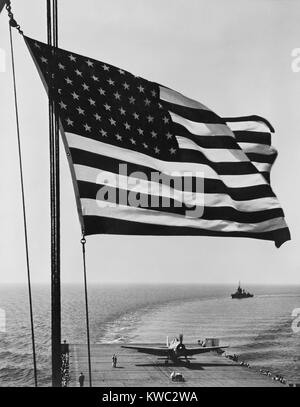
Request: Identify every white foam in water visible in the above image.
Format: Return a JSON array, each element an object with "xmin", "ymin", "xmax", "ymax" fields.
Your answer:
[{"xmin": 0, "ymin": 308, "xmax": 5, "ymax": 333}]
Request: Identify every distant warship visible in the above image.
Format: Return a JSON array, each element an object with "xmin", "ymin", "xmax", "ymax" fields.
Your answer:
[{"xmin": 231, "ymin": 283, "xmax": 254, "ymax": 299}]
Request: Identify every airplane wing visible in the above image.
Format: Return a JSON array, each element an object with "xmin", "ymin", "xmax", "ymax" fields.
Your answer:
[
  {"xmin": 121, "ymin": 345, "xmax": 168, "ymax": 357},
  {"xmin": 184, "ymin": 346, "xmax": 228, "ymax": 356}
]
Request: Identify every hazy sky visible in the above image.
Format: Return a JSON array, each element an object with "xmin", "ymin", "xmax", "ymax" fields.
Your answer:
[{"xmin": 0, "ymin": 0, "xmax": 300, "ymax": 284}]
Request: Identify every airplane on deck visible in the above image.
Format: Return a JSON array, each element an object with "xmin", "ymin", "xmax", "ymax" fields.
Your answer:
[{"xmin": 121, "ymin": 334, "xmax": 228, "ymax": 365}]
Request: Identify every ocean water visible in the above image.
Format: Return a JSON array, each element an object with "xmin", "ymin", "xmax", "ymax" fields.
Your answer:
[{"xmin": 0, "ymin": 284, "xmax": 299, "ymax": 386}]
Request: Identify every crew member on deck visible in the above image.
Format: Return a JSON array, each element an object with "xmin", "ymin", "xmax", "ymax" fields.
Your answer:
[
  {"xmin": 112, "ymin": 354, "xmax": 117, "ymax": 368},
  {"xmin": 79, "ymin": 372, "xmax": 85, "ymax": 387}
]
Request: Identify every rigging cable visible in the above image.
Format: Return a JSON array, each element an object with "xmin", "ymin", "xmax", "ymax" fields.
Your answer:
[
  {"xmin": 81, "ymin": 236, "xmax": 92, "ymax": 387},
  {"xmin": 6, "ymin": 2, "xmax": 38, "ymax": 387}
]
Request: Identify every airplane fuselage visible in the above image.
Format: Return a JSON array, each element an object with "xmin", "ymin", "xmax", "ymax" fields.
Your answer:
[{"xmin": 166, "ymin": 338, "xmax": 189, "ymax": 363}]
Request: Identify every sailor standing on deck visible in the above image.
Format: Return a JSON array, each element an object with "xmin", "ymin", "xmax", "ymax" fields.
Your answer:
[
  {"xmin": 79, "ymin": 372, "xmax": 85, "ymax": 387},
  {"xmin": 112, "ymin": 354, "xmax": 117, "ymax": 368}
]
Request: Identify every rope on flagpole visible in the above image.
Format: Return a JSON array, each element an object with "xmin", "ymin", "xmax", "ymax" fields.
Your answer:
[
  {"xmin": 8, "ymin": 20, "xmax": 38, "ymax": 387},
  {"xmin": 6, "ymin": 0, "xmax": 23, "ymax": 35},
  {"xmin": 81, "ymin": 235, "xmax": 92, "ymax": 387}
]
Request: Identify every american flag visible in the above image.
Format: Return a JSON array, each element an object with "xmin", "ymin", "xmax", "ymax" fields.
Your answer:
[{"xmin": 25, "ymin": 36, "xmax": 290, "ymax": 247}]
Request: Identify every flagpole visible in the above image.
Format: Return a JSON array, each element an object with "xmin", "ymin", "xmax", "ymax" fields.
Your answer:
[{"xmin": 47, "ymin": 0, "xmax": 61, "ymax": 387}]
